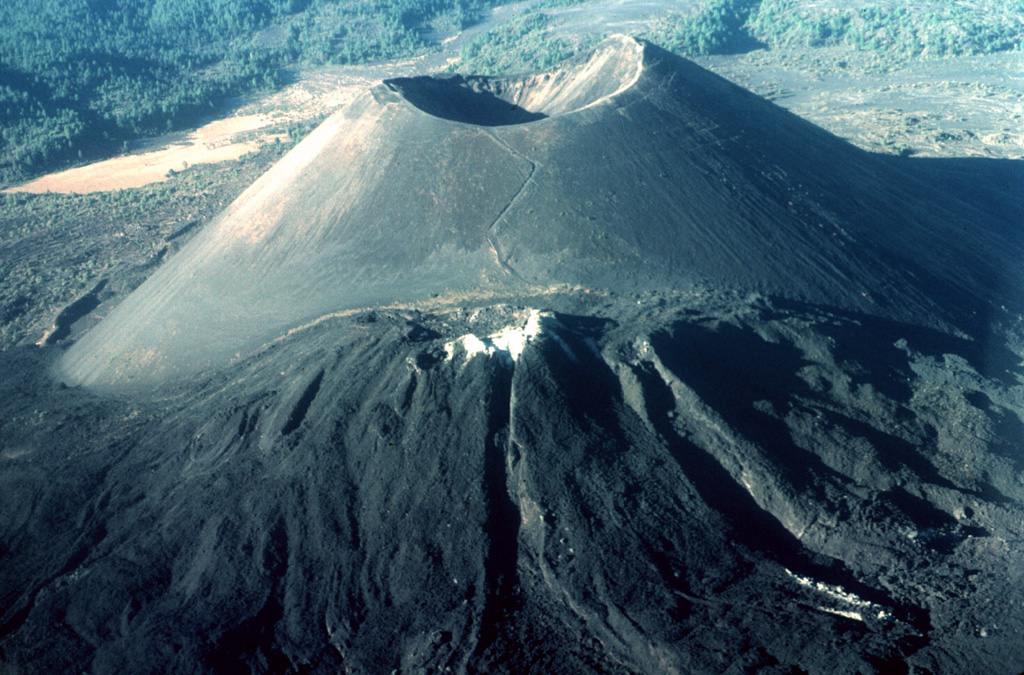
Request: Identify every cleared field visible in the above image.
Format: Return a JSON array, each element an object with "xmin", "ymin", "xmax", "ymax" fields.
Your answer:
[{"xmin": 5, "ymin": 123, "xmax": 273, "ymax": 194}]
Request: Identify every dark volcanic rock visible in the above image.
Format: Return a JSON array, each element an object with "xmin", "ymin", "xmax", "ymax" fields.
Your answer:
[
  {"xmin": 5, "ymin": 296, "xmax": 1024, "ymax": 673},
  {"xmin": 3, "ymin": 36, "xmax": 1024, "ymax": 674}
]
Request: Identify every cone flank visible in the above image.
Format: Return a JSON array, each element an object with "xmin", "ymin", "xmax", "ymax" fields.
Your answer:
[{"xmin": 57, "ymin": 36, "xmax": 1022, "ymax": 389}]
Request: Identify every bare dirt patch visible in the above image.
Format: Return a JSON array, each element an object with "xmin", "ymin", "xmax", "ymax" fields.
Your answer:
[{"xmin": 4, "ymin": 114, "xmax": 291, "ymax": 195}]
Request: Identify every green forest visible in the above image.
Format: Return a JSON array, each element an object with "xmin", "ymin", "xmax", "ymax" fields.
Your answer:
[
  {"xmin": 647, "ymin": 0, "xmax": 1024, "ymax": 59},
  {"xmin": 645, "ymin": 0, "xmax": 761, "ymax": 56},
  {"xmin": 0, "ymin": 0, "xmax": 505, "ymax": 186},
  {"xmin": 747, "ymin": 0, "xmax": 1024, "ymax": 57},
  {"xmin": 452, "ymin": 13, "xmax": 588, "ymax": 76}
]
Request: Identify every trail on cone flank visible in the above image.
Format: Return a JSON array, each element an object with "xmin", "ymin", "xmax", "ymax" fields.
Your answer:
[{"xmin": 58, "ymin": 36, "xmax": 1024, "ymax": 388}]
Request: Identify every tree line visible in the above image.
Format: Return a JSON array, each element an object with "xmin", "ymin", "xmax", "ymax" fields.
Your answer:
[
  {"xmin": 452, "ymin": 12, "xmax": 586, "ymax": 76},
  {"xmin": 646, "ymin": 0, "xmax": 761, "ymax": 56},
  {"xmin": 748, "ymin": 0, "xmax": 1024, "ymax": 57},
  {"xmin": 647, "ymin": 0, "xmax": 1024, "ymax": 59}
]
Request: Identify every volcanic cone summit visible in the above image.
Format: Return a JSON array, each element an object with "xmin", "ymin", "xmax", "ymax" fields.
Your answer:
[
  {"xmin": 59, "ymin": 36, "xmax": 1017, "ymax": 388},
  {"xmin": 388, "ymin": 35, "xmax": 642, "ymax": 125}
]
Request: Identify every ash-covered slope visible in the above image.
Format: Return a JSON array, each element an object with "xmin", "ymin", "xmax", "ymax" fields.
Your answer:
[{"xmin": 59, "ymin": 36, "xmax": 1021, "ymax": 388}]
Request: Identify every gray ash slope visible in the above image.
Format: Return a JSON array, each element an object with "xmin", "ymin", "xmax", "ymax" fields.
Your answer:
[
  {"xmin": 58, "ymin": 36, "xmax": 1021, "ymax": 388},
  {"xmin": 3, "ymin": 36, "xmax": 1024, "ymax": 674}
]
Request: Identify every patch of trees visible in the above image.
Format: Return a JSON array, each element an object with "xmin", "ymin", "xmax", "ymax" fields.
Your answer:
[
  {"xmin": 645, "ymin": 0, "xmax": 763, "ymax": 57},
  {"xmin": 532, "ymin": 0, "xmax": 590, "ymax": 8},
  {"xmin": 747, "ymin": 0, "xmax": 1024, "ymax": 57},
  {"xmin": 643, "ymin": 0, "xmax": 1024, "ymax": 60},
  {"xmin": 452, "ymin": 12, "xmax": 595, "ymax": 76},
  {"xmin": 0, "ymin": 0, "xmax": 505, "ymax": 186}
]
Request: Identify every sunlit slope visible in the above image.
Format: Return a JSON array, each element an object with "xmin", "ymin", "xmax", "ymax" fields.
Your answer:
[{"xmin": 59, "ymin": 36, "xmax": 1021, "ymax": 388}]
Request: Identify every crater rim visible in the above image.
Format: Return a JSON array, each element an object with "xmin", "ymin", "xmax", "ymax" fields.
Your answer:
[{"xmin": 384, "ymin": 34, "xmax": 645, "ymax": 127}]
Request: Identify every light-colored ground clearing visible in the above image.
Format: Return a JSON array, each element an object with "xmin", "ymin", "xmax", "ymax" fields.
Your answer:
[
  {"xmin": 1, "ymin": 64, "xmax": 374, "ymax": 195},
  {"xmin": 0, "ymin": 68, "xmax": 428, "ymax": 197},
  {"xmin": 0, "ymin": 60, "xmax": 386, "ymax": 196},
  {"xmin": 5, "ymin": 114, "xmax": 290, "ymax": 194},
  {"xmin": 2, "ymin": 63, "xmax": 439, "ymax": 196}
]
